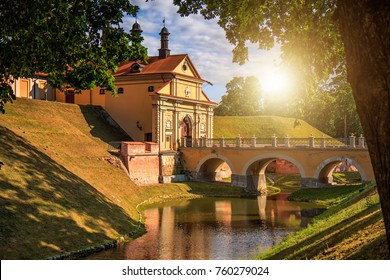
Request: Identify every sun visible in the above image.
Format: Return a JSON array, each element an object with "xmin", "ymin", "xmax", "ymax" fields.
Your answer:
[{"xmin": 260, "ymin": 70, "xmax": 293, "ymax": 96}]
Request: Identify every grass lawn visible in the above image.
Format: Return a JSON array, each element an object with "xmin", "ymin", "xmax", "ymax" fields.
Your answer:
[
  {"xmin": 259, "ymin": 183, "xmax": 389, "ymax": 259},
  {"xmin": 214, "ymin": 115, "xmax": 331, "ymax": 138},
  {"xmin": 288, "ymin": 184, "xmax": 367, "ymax": 207}
]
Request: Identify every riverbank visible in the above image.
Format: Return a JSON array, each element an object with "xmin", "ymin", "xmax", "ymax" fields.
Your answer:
[
  {"xmin": 48, "ymin": 181, "xmax": 250, "ymax": 260},
  {"xmin": 259, "ymin": 183, "xmax": 389, "ymax": 259}
]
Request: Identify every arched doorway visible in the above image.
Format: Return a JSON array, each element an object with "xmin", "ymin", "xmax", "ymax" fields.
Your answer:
[{"xmin": 181, "ymin": 115, "xmax": 193, "ymax": 147}]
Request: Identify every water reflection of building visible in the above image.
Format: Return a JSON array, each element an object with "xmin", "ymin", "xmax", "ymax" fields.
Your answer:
[
  {"xmin": 266, "ymin": 193, "xmax": 302, "ymax": 229},
  {"xmin": 120, "ymin": 196, "xmax": 323, "ymax": 259},
  {"xmin": 215, "ymin": 200, "xmax": 232, "ymax": 226},
  {"xmin": 159, "ymin": 203, "xmax": 212, "ymax": 259}
]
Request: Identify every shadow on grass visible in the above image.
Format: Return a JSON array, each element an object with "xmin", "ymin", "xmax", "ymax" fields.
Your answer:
[
  {"xmin": 348, "ymin": 233, "xmax": 389, "ymax": 259},
  {"xmin": 266, "ymin": 204, "xmax": 384, "ymax": 259},
  {"xmin": 0, "ymin": 126, "xmax": 137, "ymax": 259},
  {"xmin": 79, "ymin": 105, "xmax": 132, "ymax": 144}
]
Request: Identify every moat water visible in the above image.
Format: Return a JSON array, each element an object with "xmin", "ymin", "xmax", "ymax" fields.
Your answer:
[{"xmin": 87, "ymin": 192, "xmax": 325, "ymax": 260}]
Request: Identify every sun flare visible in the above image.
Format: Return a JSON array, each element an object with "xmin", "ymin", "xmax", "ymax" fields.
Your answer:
[{"xmin": 260, "ymin": 70, "xmax": 294, "ymax": 96}]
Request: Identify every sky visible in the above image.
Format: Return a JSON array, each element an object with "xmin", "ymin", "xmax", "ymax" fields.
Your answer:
[{"xmin": 124, "ymin": 0, "xmax": 283, "ymax": 103}]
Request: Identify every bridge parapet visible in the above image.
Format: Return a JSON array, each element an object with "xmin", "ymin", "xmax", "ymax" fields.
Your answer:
[{"xmin": 183, "ymin": 135, "xmax": 367, "ymax": 150}]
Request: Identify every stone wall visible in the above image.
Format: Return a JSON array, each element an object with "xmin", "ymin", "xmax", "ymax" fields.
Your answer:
[
  {"xmin": 121, "ymin": 142, "xmax": 160, "ymax": 185},
  {"xmin": 159, "ymin": 151, "xmax": 187, "ymax": 183}
]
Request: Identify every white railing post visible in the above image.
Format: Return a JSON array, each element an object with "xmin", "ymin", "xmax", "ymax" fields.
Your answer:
[
  {"xmin": 309, "ymin": 135, "xmax": 315, "ymax": 148},
  {"xmin": 220, "ymin": 137, "xmax": 225, "ymax": 148},
  {"xmin": 208, "ymin": 138, "xmax": 212, "ymax": 147},
  {"xmin": 321, "ymin": 135, "xmax": 326, "ymax": 148},
  {"xmin": 349, "ymin": 133, "xmax": 356, "ymax": 148},
  {"xmin": 272, "ymin": 134, "xmax": 277, "ymax": 147},
  {"xmin": 236, "ymin": 134, "xmax": 241, "ymax": 148},
  {"xmin": 358, "ymin": 135, "xmax": 365, "ymax": 148},
  {"xmin": 252, "ymin": 135, "xmax": 256, "ymax": 147},
  {"xmin": 284, "ymin": 135, "xmax": 290, "ymax": 148}
]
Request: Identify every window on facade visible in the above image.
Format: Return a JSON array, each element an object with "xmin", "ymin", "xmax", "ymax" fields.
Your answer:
[
  {"xmin": 148, "ymin": 86, "xmax": 154, "ymax": 92},
  {"xmin": 99, "ymin": 89, "xmax": 105, "ymax": 94},
  {"xmin": 185, "ymin": 87, "xmax": 190, "ymax": 97},
  {"xmin": 144, "ymin": 133, "xmax": 152, "ymax": 142},
  {"xmin": 117, "ymin": 88, "xmax": 124, "ymax": 94}
]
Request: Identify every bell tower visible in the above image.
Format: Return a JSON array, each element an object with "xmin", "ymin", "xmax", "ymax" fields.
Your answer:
[{"xmin": 158, "ymin": 21, "xmax": 170, "ymax": 59}]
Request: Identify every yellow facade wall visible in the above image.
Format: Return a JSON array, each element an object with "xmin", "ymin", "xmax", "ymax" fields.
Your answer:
[
  {"xmin": 158, "ymin": 83, "xmax": 171, "ymax": 95},
  {"xmin": 54, "ymin": 88, "xmax": 106, "ymax": 107},
  {"xmin": 173, "ymin": 59, "xmax": 196, "ymax": 77},
  {"xmin": 176, "ymin": 80, "xmax": 198, "ymax": 99},
  {"xmin": 105, "ymin": 81, "xmax": 165, "ymax": 142}
]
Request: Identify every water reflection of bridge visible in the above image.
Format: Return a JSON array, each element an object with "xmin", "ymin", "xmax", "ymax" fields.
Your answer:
[
  {"xmin": 118, "ymin": 196, "xmax": 324, "ymax": 259},
  {"xmin": 181, "ymin": 136, "xmax": 374, "ymax": 192}
]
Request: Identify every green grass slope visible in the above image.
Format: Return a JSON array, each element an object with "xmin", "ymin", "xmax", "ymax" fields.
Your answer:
[
  {"xmin": 260, "ymin": 184, "xmax": 389, "ymax": 259},
  {"xmin": 214, "ymin": 115, "xmax": 330, "ymax": 138},
  {"xmin": 0, "ymin": 99, "xmax": 239, "ymax": 259}
]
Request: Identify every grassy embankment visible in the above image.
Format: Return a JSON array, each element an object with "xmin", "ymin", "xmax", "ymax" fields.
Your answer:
[
  {"xmin": 0, "ymin": 99, "xmax": 247, "ymax": 259},
  {"xmin": 214, "ymin": 115, "xmax": 331, "ymax": 138},
  {"xmin": 260, "ymin": 183, "xmax": 389, "ymax": 259},
  {"xmin": 1, "ymin": 99, "xmax": 387, "ymax": 259}
]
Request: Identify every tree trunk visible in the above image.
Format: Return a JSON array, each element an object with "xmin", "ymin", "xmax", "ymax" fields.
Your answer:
[{"xmin": 336, "ymin": 0, "xmax": 390, "ymax": 253}]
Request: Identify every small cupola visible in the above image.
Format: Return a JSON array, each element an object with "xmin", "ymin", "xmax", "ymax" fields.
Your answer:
[
  {"xmin": 158, "ymin": 22, "xmax": 170, "ymax": 59},
  {"xmin": 131, "ymin": 19, "xmax": 143, "ymax": 34}
]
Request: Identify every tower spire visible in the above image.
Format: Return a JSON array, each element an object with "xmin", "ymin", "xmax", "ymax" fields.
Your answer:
[
  {"xmin": 131, "ymin": 18, "xmax": 142, "ymax": 34},
  {"xmin": 158, "ymin": 20, "xmax": 170, "ymax": 59}
]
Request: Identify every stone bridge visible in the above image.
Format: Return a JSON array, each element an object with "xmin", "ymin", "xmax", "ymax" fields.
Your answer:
[{"xmin": 180, "ymin": 135, "xmax": 374, "ymax": 192}]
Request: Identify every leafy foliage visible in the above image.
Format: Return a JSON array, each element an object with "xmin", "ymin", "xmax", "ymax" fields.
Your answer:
[
  {"xmin": 173, "ymin": 0, "xmax": 343, "ymax": 90},
  {"xmin": 0, "ymin": 0, "xmax": 148, "ymax": 113},
  {"xmin": 215, "ymin": 76, "xmax": 262, "ymax": 116},
  {"xmin": 178, "ymin": 1, "xmax": 359, "ymax": 137}
]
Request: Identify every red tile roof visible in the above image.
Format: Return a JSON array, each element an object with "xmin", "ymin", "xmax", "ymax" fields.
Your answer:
[{"xmin": 114, "ymin": 54, "xmax": 199, "ymax": 77}]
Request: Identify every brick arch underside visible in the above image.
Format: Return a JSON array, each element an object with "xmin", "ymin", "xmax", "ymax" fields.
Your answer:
[
  {"xmin": 196, "ymin": 154, "xmax": 236, "ymax": 182},
  {"xmin": 242, "ymin": 153, "xmax": 306, "ymax": 178},
  {"xmin": 314, "ymin": 157, "xmax": 367, "ymax": 183}
]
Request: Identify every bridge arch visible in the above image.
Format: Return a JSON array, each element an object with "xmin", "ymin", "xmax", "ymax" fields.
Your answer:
[
  {"xmin": 242, "ymin": 153, "xmax": 306, "ymax": 177},
  {"xmin": 196, "ymin": 154, "xmax": 237, "ymax": 183},
  {"xmin": 241, "ymin": 153, "xmax": 306, "ymax": 192},
  {"xmin": 314, "ymin": 157, "xmax": 367, "ymax": 184}
]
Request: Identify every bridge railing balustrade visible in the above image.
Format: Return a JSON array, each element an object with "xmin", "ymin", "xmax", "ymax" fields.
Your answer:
[
  {"xmin": 223, "ymin": 138, "xmax": 237, "ymax": 147},
  {"xmin": 187, "ymin": 136, "xmax": 366, "ymax": 149},
  {"xmin": 240, "ymin": 138, "xmax": 253, "ymax": 147},
  {"xmin": 288, "ymin": 138, "xmax": 310, "ymax": 147},
  {"xmin": 324, "ymin": 138, "xmax": 348, "ymax": 148},
  {"xmin": 254, "ymin": 138, "xmax": 273, "ymax": 147}
]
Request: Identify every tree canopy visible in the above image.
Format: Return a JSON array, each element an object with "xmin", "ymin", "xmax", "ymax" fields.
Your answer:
[
  {"xmin": 0, "ymin": 0, "xmax": 148, "ymax": 113},
  {"xmin": 215, "ymin": 76, "xmax": 263, "ymax": 116},
  {"xmin": 173, "ymin": 0, "xmax": 343, "ymax": 91}
]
